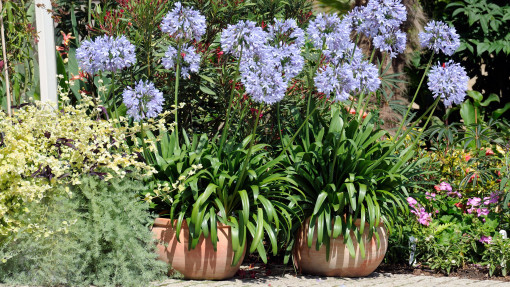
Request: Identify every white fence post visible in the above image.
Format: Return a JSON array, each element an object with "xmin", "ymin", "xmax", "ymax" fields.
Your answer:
[{"xmin": 35, "ymin": 0, "xmax": 57, "ymax": 105}]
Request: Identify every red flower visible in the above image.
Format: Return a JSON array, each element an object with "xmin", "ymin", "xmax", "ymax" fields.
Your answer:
[{"xmin": 485, "ymin": 148, "xmax": 494, "ymax": 156}]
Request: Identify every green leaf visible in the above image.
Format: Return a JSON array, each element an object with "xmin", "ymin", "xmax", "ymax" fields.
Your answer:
[
  {"xmin": 313, "ymin": 191, "xmax": 328, "ymax": 215},
  {"xmin": 238, "ymin": 189, "xmax": 250, "ymax": 225},
  {"xmin": 200, "ymin": 85, "xmax": 216, "ymax": 95},
  {"xmin": 250, "ymin": 208, "xmax": 264, "ymax": 253},
  {"xmin": 210, "ymin": 208, "xmax": 217, "ymax": 251}
]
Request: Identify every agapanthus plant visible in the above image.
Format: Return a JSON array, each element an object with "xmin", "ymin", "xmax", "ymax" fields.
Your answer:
[
  {"xmin": 162, "ymin": 44, "xmax": 201, "ymax": 79},
  {"xmin": 76, "ymin": 35, "xmax": 136, "ymax": 75},
  {"xmin": 160, "ymin": 1, "xmax": 206, "ymax": 42},
  {"xmin": 428, "ymin": 60, "xmax": 469, "ymax": 107},
  {"xmin": 122, "ymin": 80, "xmax": 164, "ymax": 121},
  {"xmin": 220, "ymin": 20, "xmax": 268, "ymax": 58},
  {"xmin": 160, "ymin": 2, "xmax": 206, "ymax": 143},
  {"xmin": 419, "ymin": 20, "xmax": 460, "ymax": 56}
]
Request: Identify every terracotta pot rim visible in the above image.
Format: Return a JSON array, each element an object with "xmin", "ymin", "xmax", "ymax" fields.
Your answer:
[{"xmin": 154, "ymin": 217, "xmax": 232, "ymax": 229}]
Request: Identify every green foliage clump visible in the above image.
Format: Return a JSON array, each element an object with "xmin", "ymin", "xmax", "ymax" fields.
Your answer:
[{"xmin": 0, "ymin": 175, "xmax": 166, "ymax": 287}]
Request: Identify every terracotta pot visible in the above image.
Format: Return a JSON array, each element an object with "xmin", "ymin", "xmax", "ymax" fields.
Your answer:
[
  {"xmin": 293, "ymin": 217, "xmax": 388, "ymax": 277},
  {"xmin": 152, "ymin": 218, "xmax": 246, "ymax": 280}
]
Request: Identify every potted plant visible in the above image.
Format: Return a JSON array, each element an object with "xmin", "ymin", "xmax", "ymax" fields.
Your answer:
[
  {"xmin": 279, "ymin": 2, "xmax": 469, "ymax": 276},
  {"xmin": 147, "ymin": 129, "xmax": 296, "ymax": 279}
]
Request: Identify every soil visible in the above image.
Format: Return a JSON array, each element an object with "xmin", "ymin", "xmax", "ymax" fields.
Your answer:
[{"xmin": 376, "ymin": 263, "xmax": 510, "ymax": 282}]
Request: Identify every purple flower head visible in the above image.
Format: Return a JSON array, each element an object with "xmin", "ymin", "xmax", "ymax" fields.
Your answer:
[
  {"xmin": 373, "ymin": 29, "xmax": 407, "ymax": 58},
  {"xmin": 427, "ymin": 60, "xmax": 468, "ymax": 107},
  {"xmin": 419, "ymin": 20, "xmax": 460, "ymax": 56},
  {"xmin": 439, "ymin": 182, "xmax": 452, "ymax": 192},
  {"xmin": 306, "ymin": 13, "xmax": 344, "ymax": 50},
  {"xmin": 162, "ymin": 44, "xmax": 201, "ymax": 79},
  {"xmin": 160, "ymin": 2, "xmax": 206, "ymax": 42},
  {"xmin": 269, "ymin": 19, "xmax": 305, "ymax": 48},
  {"xmin": 350, "ymin": 58, "xmax": 381, "ymax": 93},
  {"xmin": 349, "ymin": 0, "xmax": 407, "ymax": 38},
  {"xmin": 76, "ymin": 35, "xmax": 136, "ymax": 75},
  {"xmin": 467, "ymin": 197, "xmax": 482, "ymax": 207},
  {"xmin": 239, "ymin": 47, "xmax": 287, "ymax": 105},
  {"xmin": 123, "ymin": 80, "xmax": 164, "ymax": 121},
  {"xmin": 221, "ymin": 20, "xmax": 268, "ymax": 58},
  {"xmin": 407, "ymin": 197, "xmax": 418, "ymax": 206},
  {"xmin": 268, "ymin": 19, "xmax": 305, "ymax": 82},
  {"xmin": 315, "ymin": 63, "xmax": 356, "ymax": 102},
  {"xmin": 479, "ymin": 235, "xmax": 492, "ymax": 244},
  {"xmin": 483, "ymin": 192, "xmax": 499, "ymax": 205}
]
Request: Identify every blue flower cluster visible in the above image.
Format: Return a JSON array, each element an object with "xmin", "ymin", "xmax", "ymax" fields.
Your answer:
[
  {"xmin": 160, "ymin": 1, "xmax": 206, "ymax": 42},
  {"xmin": 162, "ymin": 44, "xmax": 201, "ymax": 79},
  {"xmin": 221, "ymin": 19, "xmax": 305, "ymax": 104},
  {"xmin": 123, "ymin": 80, "xmax": 164, "ymax": 120},
  {"xmin": 349, "ymin": 0, "xmax": 407, "ymax": 58},
  {"xmin": 161, "ymin": 2, "xmax": 205, "ymax": 78},
  {"xmin": 419, "ymin": 20, "xmax": 460, "ymax": 56},
  {"xmin": 427, "ymin": 60, "xmax": 468, "ymax": 107},
  {"xmin": 220, "ymin": 20, "xmax": 268, "ymax": 58},
  {"xmin": 311, "ymin": 13, "xmax": 381, "ymax": 101},
  {"xmin": 76, "ymin": 35, "xmax": 136, "ymax": 75}
]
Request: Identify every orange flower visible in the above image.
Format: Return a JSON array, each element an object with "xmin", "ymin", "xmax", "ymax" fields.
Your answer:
[{"xmin": 61, "ymin": 31, "xmax": 75, "ymax": 46}]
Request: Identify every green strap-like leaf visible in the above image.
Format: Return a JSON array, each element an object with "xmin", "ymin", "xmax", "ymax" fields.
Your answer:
[
  {"xmin": 238, "ymin": 189, "xmax": 250, "ymax": 225},
  {"xmin": 313, "ymin": 191, "xmax": 328, "ymax": 215},
  {"xmin": 250, "ymin": 208, "xmax": 264, "ymax": 253},
  {"xmin": 210, "ymin": 207, "xmax": 217, "ymax": 251}
]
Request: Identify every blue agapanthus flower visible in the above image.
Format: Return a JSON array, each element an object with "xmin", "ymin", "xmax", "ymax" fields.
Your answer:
[
  {"xmin": 76, "ymin": 35, "xmax": 136, "ymax": 75},
  {"xmin": 373, "ymin": 29, "xmax": 407, "ymax": 58},
  {"xmin": 315, "ymin": 63, "xmax": 356, "ymax": 102},
  {"xmin": 239, "ymin": 48, "xmax": 288, "ymax": 105},
  {"xmin": 306, "ymin": 13, "xmax": 345, "ymax": 50},
  {"xmin": 123, "ymin": 80, "xmax": 164, "ymax": 121},
  {"xmin": 162, "ymin": 44, "xmax": 201, "ymax": 78},
  {"xmin": 349, "ymin": 0, "xmax": 407, "ymax": 38},
  {"xmin": 220, "ymin": 20, "xmax": 268, "ymax": 58},
  {"xmin": 161, "ymin": 2, "xmax": 206, "ymax": 42},
  {"xmin": 268, "ymin": 19, "xmax": 305, "ymax": 82},
  {"xmin": 268, "ymin": 19, "xmax": 305, "ymax": 47},
  {"xmin": 428, "ymin": 60, "xmax": 468, "ymax": 107},
  {"xmin": 419, "ymin": 20, "xmax": 460, "ymax": 56},
  {"xmin": 350, "ymin": 57, "xmax": 381, "ymax": 93}
]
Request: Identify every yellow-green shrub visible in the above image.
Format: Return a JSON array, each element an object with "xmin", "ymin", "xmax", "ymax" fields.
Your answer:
[{"xmin": 0, "ymin": 102, "xmax": 154, "ymax": 236}]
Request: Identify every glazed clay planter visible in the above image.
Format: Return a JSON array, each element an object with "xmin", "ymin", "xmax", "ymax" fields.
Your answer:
[
  {"xmin": 152, "ymin": 218, "xmax": 246, "ymax": 280},
  {"xmin": 293, "ymin": 217, "xmax": 388, "ymax": 277}
]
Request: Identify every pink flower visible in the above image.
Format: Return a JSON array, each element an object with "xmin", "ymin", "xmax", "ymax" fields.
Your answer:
[
  {"xmin": 439, "ymin": 182, "xmax": 452, "ymax": 192},
  {"xmin": 485, "ymin": 148, "xmax": 494, "ymax": 156},
  {"xmin": 479, "ymin": 235, "xmax": 492, "ymax": 244},
  {"xmin": 464, "ymin": 154, "xmax": 471, "ymax": 162},
  {"xmin": 476, "ymin": 208, "xmax": 489, "ymax": 217},
  {"xmin": 425, "ymin": 191, "xmax": 437, "ymax": 200},
  {"xmin": 407, "ymin": 197, "xmax": 418, "ymax": 206},
  {"xmin": 467, "ymin": 197, "xmax": 481, "ymax": 207}
]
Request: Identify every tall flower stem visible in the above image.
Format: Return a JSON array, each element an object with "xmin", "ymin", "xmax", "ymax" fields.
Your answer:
[
  {"xmin": 394, "ymin": 52, "xmax": 435, "ymax": 140},
  {"xmin": 218, "ymin": 49, "xmax": 243, "ymax": 156},
  {"xmin": 279, "ymin": 105, "xmax": 320, "ymax": 158},
  {"xmin": 277, "ymin": 102, "xmax": 284, "ymax": 149},
  {"xmin": 233, "ymin": 103, "xmax": 263, "ymax": 195},
  {"xmin": 173, "ymin": 43, "xmax": 183, "ymax": 144},
  {"xmin": 367, "ymin": 96, "xmax": 441, "ymax": 173},
  {"xmin": 356, "ymin": 49, "xmax": 376, "ymax": 120},
  {"xmin": 305, "ymin": 46, "xmax": 324, "ymax": 144}
]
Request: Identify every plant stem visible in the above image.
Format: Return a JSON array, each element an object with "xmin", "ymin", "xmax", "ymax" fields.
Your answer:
[
  {"xmin": 367, "ymin": 96, "xmax": 441, "ymax": 173},
  {"xmin": 174, "ymin": 43, "xmax": 182, "ymax": 144},
  {"xmin": 279, "ymin": 105, "xmax": 320, "ymax": 158},
  {"xmin": 277, "ymin": 102, "xmax": 284, "ymax": 149},
  {"xmin": 394, "ymin": 52, "xmax": 435, "ymax": 140},
  {"xmin": 218, "ymin": 49, "xmax": 243, "ymax": 155},
  {"xmin": 233, "ymin": 103, "xmax": 263, "ymax": 195},
  {"xmin": 305, "ymin": 46, "xmax": 324, "ymax": 144},
  {"xmin": 356, "ymin": 49, "xmax": 376, "ymax": 119}
]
